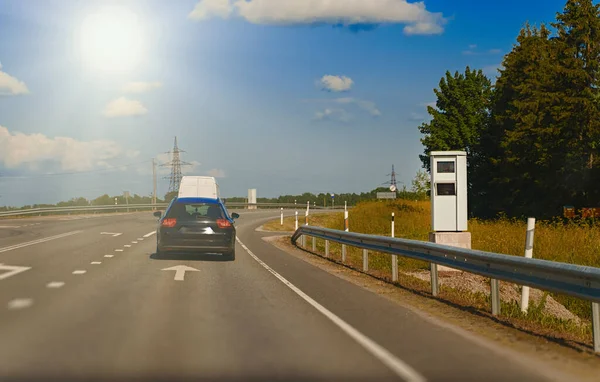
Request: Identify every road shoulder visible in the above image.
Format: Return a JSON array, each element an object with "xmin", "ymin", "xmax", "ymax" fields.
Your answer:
[{"xmin": 262, "ymin": 234, "xmax": 600, "ymax": 382}]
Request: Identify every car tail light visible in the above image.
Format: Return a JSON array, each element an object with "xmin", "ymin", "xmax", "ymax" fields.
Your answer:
[
  {"xmin": 161, "ymin": 218, "xmax": 177, "ymax": 228},
  {"xmin": 216, "ymin": 219, "xmax": 232, "ymax": 228}
]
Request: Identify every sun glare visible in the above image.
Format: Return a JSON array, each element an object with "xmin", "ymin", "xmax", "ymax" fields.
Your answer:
[{"xmin": 78, "ymin": 7, "xmax": 144, "ymax": 73}]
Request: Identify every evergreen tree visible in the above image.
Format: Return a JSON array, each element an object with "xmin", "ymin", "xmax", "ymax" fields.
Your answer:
[{"xmin": 551, "ymin": 0, "xmax": 600, "ymax": 207}]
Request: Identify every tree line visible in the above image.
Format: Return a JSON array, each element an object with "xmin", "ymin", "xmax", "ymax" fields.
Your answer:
[{"xmin": 419, "ymin": 0, "xmax": 600, "ymax": 219}]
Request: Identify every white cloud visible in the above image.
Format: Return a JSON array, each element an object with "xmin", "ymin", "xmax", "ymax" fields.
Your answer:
[
  {"xmin": 468, "ymin": 44, "xmax": 477, "ymax": 49},
  {"xmin": 189, "ymin": 0, "xmax": 233, "ymax": 20},
  {"xmin": 319, "ymin": 75, "xmax": 353, "ymax": 92},
  {"xmin": 207, "ymin": 168, "xmax": 226, "ymax": 178},
  {"xmin": 314, "ymin": 108, "xmax": 352, "ymax": 122},
  {"xmin": 0, "ymin": 125, "xmax": 135, "ymax": 172},
  {"xmin": 122, "ymin": 81, "xmax": 162, "ymax": 94},
  {"xmin": 483, "ymin": 63, "xmax": 503, "ymax": 78},
  {"xmin": 103, "ymin": 97, "xmax": 148, "ymax": 118},
  {"xmin": 488, "ymin": 48, "xmax": 502, "ymax": 54},
  {"xmin": 189, "ymin": 0, "xmax": 447, "ymax": 35},
  {"xmin": 334, "ymin": 97, "xmax": 381, "ymax": 116},
  {"xmin": 0, "ymin": 62, "xmax": 29, "ymax": 95}
]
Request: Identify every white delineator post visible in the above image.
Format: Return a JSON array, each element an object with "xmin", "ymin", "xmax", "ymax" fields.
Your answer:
[
  {"xmin": 520, "ymin": 218, "xmax": 536, "ymax": 313},
  {"xmin": 391, "ymin": 212, "xmax": 398, "ymax": 282},
  {"xmin": 295, "ymin": 211, "xmax": 298, "ymax": 230},
  {"xmin": 280, "ymin": 208, "xmax": 284, "ymax": 226},
  {"xmin": 342, "ymin": 203, "xmax": 349, "ymax": 263}
]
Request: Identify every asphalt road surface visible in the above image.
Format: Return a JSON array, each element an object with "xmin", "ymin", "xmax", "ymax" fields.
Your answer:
[{"xmin": 0, "ymin": 210, "xmax": 563, "ymax": 382}]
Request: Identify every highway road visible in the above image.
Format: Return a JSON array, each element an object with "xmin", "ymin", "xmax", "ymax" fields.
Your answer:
[{"xmin": 0, "ymin": 210, "xmax": 567, "ymax": 382}]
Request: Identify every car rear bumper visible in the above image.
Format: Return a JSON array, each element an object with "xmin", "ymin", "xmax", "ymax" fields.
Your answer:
[{"xmin": 158, "ymin": 236, "xmax": 234, "ymax": 253}]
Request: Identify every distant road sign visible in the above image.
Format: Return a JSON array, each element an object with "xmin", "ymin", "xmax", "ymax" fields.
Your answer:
[
  {"xmin": 389, "ymin": 185, "xmax": 397, "ymax": 192},
  {"xmin": 377, "ymin": 192, "xmax": 397, "ymax": 199}
]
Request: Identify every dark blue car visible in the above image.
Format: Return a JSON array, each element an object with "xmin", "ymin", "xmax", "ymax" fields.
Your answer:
[{"xmin": 154, "ymin": 197, "xmax": 239, "ymax": 260}]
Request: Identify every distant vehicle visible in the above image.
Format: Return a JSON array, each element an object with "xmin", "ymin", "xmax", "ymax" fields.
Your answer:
[{"xmin": 154, "ymin": 176, "xmax": 239, "ymax": 260}]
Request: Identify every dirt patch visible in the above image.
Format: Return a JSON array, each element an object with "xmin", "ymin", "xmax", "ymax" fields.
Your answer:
[{"xmin": 406, "ymin": 270, "xmax": 583, "ymax": 325}]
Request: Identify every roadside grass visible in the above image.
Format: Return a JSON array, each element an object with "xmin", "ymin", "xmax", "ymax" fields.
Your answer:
[{"xmin": 267, "ymin": 200, "xmax": 600, "ymax": 348}]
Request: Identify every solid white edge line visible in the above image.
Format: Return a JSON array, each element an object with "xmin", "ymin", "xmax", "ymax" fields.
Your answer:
[
  {"xmin": 143, "ymin": 231, "xmax": 156, "ymax": 238},
  {"xmin": 236, "ymin": 237, "xmax": 426, "ymax": 382}
]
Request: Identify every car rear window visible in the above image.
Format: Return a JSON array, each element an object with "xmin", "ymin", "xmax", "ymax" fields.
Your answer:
[{"xmin": 166, "ymin": 202, "xmax": 225, "ymax": 220}]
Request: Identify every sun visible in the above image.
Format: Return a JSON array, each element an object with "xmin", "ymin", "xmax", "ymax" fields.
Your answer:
[{"xmin": 78, "ymin": 7, "xmax": 144, "ymax": 73}]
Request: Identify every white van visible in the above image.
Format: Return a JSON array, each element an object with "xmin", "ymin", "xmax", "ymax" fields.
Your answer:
[{"xmin": 178, "ymin": 176, "xmax": 220, "ymax": 200}]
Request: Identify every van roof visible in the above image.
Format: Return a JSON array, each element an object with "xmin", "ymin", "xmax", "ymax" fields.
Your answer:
[{"xmin": 178, "ymin": 176, "xmax": 220, "ymax": 199}]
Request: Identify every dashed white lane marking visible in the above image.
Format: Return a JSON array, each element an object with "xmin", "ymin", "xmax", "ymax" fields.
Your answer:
[
  {"xmin": 91, "ymin": 262, "xmax": 101, "ymax": 265},
  {"xmin": 0, "ymin": 230, "xmax": 83, "ymax": 254},
  {"xmin": 72, "ymin": 270, "xmax": 86, "ymax": 275},
  {"xmin": 143, "ymin": 231, "xmax": 156, "ymax": 238},
  {"xmin": 8, "ymin": 298, "xmax": 33, "ymax": 310},
  {"xmin": 124, "ymin": 245, "xmax": 131, "ymax": 248},
  {"xmin": 47, "ymin": 282, "xmax": 65, "ymax": 288},
  {"xmin": 132, "ymin": 241, "xmax": 138, "ymax": 244},
  {"xmin": 236, "ymin": 238, "xmax": 426, "ymax": 382},
  {"xmin": 115, "ymin": 249, "xmax": 124, "ymax": 252},
  {"xmin": 137, "ymin": 238, "xmax": 144, "ymax": 241},
  {"xmin": 104, "ymin": 255, "xmax": 114, "ymax": 258}
]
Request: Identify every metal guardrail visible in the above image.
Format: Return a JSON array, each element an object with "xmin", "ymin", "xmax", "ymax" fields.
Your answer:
[
  {"xmin": 291, "ymin": 225, "xmax": 600, "ymax": 353},
  {"xmin": 0, "ymin": 202, "xmax": 345, "ymax": 217}
]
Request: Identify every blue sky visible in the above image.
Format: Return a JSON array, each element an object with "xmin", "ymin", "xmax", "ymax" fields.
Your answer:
[{"xmin": 0, "ymin": 0, "xmax": 571, "ymax": 206}]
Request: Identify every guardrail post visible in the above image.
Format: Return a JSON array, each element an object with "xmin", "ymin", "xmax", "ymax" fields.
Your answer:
[
  {"xmin": 295, "ymin": 211, "xmax": 298, "ymax": 231},
  {"xmin": 362, "ymin": 249, "xmax": 368, "ymax": 272},
  {"xmin": 325, "ymin": 240, "xmax": 329, "ymax": 258},
  {"xmin": 521, "ymin": 217, "xmax": 536, "ymax": 313},
  {"xmin": 430, "ymin": 263, "xmax": 438, "ymax": 297},
  {"xmin": 593, "ymin": 302, "xmax": 600, "ymax": 353},
  {"xmin": 312, "ymin": 236, "xmax": 316, "ymax": 252},
  {"xmin": 491, "ymin": 279, "xmax": 501, "ymax": 316},
  {"xmin": 391, "ymin": 212, "xmax": 398, "ymax": 282},
  {"xmin": 280, "ymin": 208, "xmax": 283, "ymax": 226}
]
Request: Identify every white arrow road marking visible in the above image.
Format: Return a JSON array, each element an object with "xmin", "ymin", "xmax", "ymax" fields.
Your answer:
[
  {"xmin": 143, "ymin": 231, "xmax": 156, "ymax": 238},
  {"xmin": 8, "ymin": 298, "xmax": 33, "ymax": 310},
  {"xmin": 91, "ymin": 262, "xmax": 101, "ymax": 265},
  {"xmin": 72, "ymin": 270, "xmax": 86, "ymax": 275},
  {"xmin": 237, "ymin": 237, "xmax": 427, "ymax": 382},
  {"xmin": 104, "ymin": 255, "xmax": 114, "ymax": 258},
  {"xmin": 0, "ymin": 264, "xmax": 31, "ymax": 281},
  {"xmin": 161, "ymin": 265, "xmax": 200, "ymax": 281},
  {"xmin": 47, "ymin": 282, "xmax": 65, "ymax": 288},
  {"xmin": 0, "ymin": 230, "xmax": 82, "ymax": 253},
  {"xmin": 100, "ymin": 232, "xmax": 122, "ymax": 237}
]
